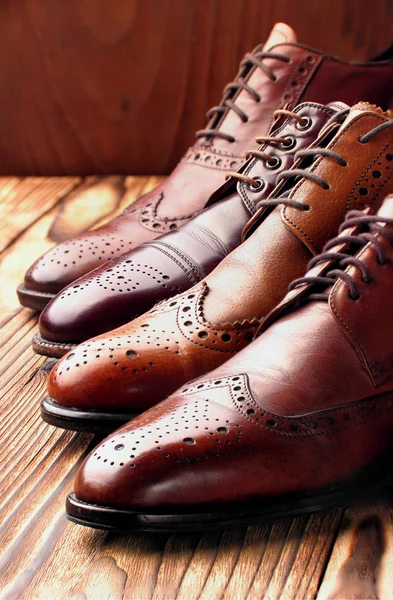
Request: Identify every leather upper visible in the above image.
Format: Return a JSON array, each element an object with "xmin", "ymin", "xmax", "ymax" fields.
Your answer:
[
  {"xmin": 24, "ymin": 27, "xmax": 393, "ymax": 297},
  {"xmin": 39, "ymin": 102, "xmax": 337, "ymax": 343},
  {"xmin": 73, "ymin": 197, "xmax": 393, "ymax": 511},
  {"xmin": 47, "ymin": 104, "xmax": 393, "ymax": 413}
]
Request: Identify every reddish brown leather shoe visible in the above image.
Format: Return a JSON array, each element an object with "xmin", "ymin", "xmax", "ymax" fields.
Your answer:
[
  {"xmin": 43, "ymin": 103, "xmax": 393, "ymax": 432},
  {"xmin": 18, "ymin": 22, "xmax": 393, "ymax": 311},
  {"xmin": 35, "ymin": 101, "xmax": 343, "ymax": 358},
  {"xmin": 67, "ymin": 197, "xmax": 393, "ymax": 532}
]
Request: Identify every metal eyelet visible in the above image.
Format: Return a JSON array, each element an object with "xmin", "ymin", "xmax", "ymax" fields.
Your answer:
[
  {"xmin": 248, "ymin": 177, "xmax": 265, "ymax": 193},
  {"xmin": 281, "ymin": 136, "xmax": 296, "ymax": 150},
  {"xmin": 265, "ymin": 156, "xmax": 282, "ymax": 170},
  {"xmin": 296, "ymin": 116, "xmax": 312, "ymax": 131}
]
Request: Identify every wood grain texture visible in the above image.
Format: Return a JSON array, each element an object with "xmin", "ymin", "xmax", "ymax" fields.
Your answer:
[
  {"xmin": 1, "ymin": 0, "xmax": 393, "ymax": 176},
  {"xmin": 1, "ymin": 177, "xmax": 393, "ymax": 599}
]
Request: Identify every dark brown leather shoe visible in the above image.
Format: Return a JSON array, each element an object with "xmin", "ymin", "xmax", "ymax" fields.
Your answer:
[
  {"xmin": 35, "ymin": 101, "xmax": 343, "ymax": 358},
  {"xmin": 66, "ymin": 196, "xmax": 393, "ymax": 532},
  {"xmin": 18, "ymin": 22, "xmax": 393, "ymax": 311},
  {"xmin": 43, "ymin": 103, "xmax": 393, "ymax": 432}
]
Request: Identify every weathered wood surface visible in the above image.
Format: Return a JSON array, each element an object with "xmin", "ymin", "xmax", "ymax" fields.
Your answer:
[
  {"xmin": 1, "ymin": 0, "xmax": 393, "ymax": 176},
  {"xmin": 0, "ymin": 176, "xmax": 392, "ymax": 599}
]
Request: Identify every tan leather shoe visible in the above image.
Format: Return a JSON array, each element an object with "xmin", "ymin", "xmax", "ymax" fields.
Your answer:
[
  {"xmin": 67, "ymin": 196, "xmax": 393, "ymax": 532},
  {"xmin": 18, "ymin": 22, "xmax": 393, "ymax": 311},
  {"xmin": 43, "ymin": 102, "xmax": 393, "ymax": 432}
]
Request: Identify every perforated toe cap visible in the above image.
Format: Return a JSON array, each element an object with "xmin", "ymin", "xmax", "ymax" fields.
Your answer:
[
  {"xmin": 73, "ymin": 377, "xmax": 266, "ymax": 509},
  {"xmin": 38, "ymin": 244, "xmax": 194, "ymax": 344},
  {"xmin": 47, "ymin": 284, "xmax": 259, "ymax": 412},
  {"xmin": 25, "ymin": 220, "xmax": 136, "ymax": 295}
]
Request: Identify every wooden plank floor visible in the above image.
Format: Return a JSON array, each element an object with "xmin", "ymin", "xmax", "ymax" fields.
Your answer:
[{"xmin": 1, "ymin": 176, "xmax": 393, "ymax": 599}]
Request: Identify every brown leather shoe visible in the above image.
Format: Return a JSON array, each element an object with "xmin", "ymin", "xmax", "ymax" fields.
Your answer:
[
  {"xmin": 67, "ymin": 196, "xmax": 393, "ymax": 532},
  {"xmin": 43, "ymin": 102, "xmax": 393, "ymax": 432},
  {"xmin": 18, "ymin": 22, "xmax": 393, "ymax": 311},
  {"xmin": 35, "ymin": 101, "xmax": 343, "ymax": 358}
]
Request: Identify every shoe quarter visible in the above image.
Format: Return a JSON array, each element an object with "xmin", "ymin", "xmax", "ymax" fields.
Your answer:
[
  {"xmin": 330, "ymin": 233, "xmax": 393, "ymax": 387},
  {"xmin": 282, "ymin": 114, "xmax": 393, "ymax": 255}
]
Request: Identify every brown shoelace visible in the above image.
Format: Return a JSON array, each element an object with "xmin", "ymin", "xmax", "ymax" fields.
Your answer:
[
  {"xmin": 225, "ymin": 109, "xmax": 308, "ymax": 188},
  {"xmin": 252, "ymin": 116, "xmax": 393, "ymax": 213},
  {"xmin": 195, "ymin": 50, "xmax": 291, "ymax": 143},
  {"xmin": 290, "ymin": 210, "xmax": 393, "ymax": 302},
  {"xmin": 225, "ymin": 107, "xmax": 351, "ymax": 202}
]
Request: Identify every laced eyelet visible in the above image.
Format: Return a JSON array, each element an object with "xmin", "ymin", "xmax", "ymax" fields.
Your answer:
[
  {"xmin": 357, "ymin": 136, "xmax": 368, "ymax": 144},
  {"xmin": 266, "ymin": 156, "xmax": 282, "ymax": 170},
  {"xmin": 363, "ymin": 276, "xmax": 373, "ymax": 285},
  {"xmin": 296, "ymin": 116, "xmax": 312, "ymax": 131},
  {"xmin": 248, "ymin": 177, "xmax": 265, "ymax": 193},
  {"xmin": 281, "ymin": 136, "xmax": 296, "ymax": 150}
]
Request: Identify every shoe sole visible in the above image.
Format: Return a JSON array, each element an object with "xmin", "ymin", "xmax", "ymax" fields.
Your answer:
[
  {"xmin": 66, "ymin": 467, "xmax": 390, "ymax": 533},
  {"xmin": 17, "ymin": 284, "xmax": 55, "ymax": 311},
  {"xmin": 41, "ymin": 396, "xmax": 138, "ymax": 434},
  {"xmin": 33, "ymin": 332, "xmax": 76, "ymax": 358}
]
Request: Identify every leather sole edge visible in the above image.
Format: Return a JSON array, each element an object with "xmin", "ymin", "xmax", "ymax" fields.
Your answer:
[
  {"xmin": 33, "ymin": 333, "xmax": 77, "ymax": 358},
  {"xmin": 65, "ymin": 474, "xmax": 389, "ymax": 533},
  {"xmin": 41, "ymin": 396, "xmax": 139, "ymax": 433},
  {"xmin": 17, "ymin": 284, "xmax": 55, "ymax": 311}
]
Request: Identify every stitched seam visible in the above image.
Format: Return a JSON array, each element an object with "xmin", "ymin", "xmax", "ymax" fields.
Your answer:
[
  {"xmin": 173, "ymin": 287, "xmax": 259, "ymax": 353},
  {"xmin": 152, "ymin": 195, "xmax": 195, "ymax": 221},
  {"xmin": 33, "ymin": 335, "xmax": 76, "ymax": 350},
  {"xmin": 196, "ymin": 283, "xmax": 262, "ymax": 329},
  {"xmin": 185, "ymin": 146, "xmax": 245, "ymax": 159},
  {"xmin": 150, "ymin": 241, "xmax": 204, "ymax": 280},
  {"xmin": 21, "ymin": 288, "xmax": 55, "ymax": 298},
  {"xmin": 183, "ymin": 160, "xmax": 244, "ymax": 173},
  {"xmin": 142, "ymin": 193, "xmax": 196, "ymax": 224},
  {"xmin": 144, "ymin": 244, "xmax": 199, "ymax": 286},
  {"xmin": 175, "ymin": 297, "xmax": 238, "ymax": 354},
  {"xmin": 212, "ymin": 374, "xmax": 390, "ymax": 438}
]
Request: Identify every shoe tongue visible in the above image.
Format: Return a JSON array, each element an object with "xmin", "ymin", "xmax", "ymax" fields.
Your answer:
[
  {"xmin": 325, "ymin": 101, "xmax": 351, "ymax": 113},
  {"xmin": 263, "ymin": 22, "xmax": 297, "ymax": 50},
  {"xmin": 340, "ymin": 102, "xmax": 393, "ymax": 126},
  {"xmin": 377, "ymin": 194, "xmax": 393, "ymax": 218}
]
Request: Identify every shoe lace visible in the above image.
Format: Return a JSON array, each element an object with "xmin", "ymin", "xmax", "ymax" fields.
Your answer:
[
  {"xmin": 242, "ymin": 115, "xmax": 393, "ymax": 214},
  {"xmin": 290, "ymin": 210, "xmax": 393, "ymax": 302},
  {"xmin": 224, "ymin": 107, "xmax": 349, "ymax": 210},
  {"xmin": 225, "ymin": 109, "xmax": 309, "ymax": 186},
  {"xmin": 195, "ymin": 50, "xmax": 291, "ymax": 144}
]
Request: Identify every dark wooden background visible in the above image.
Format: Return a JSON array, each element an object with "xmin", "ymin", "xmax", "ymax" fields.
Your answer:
[{"xmin": 1, "ymin": 0, "xmax": 393, "ymax": 176}]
